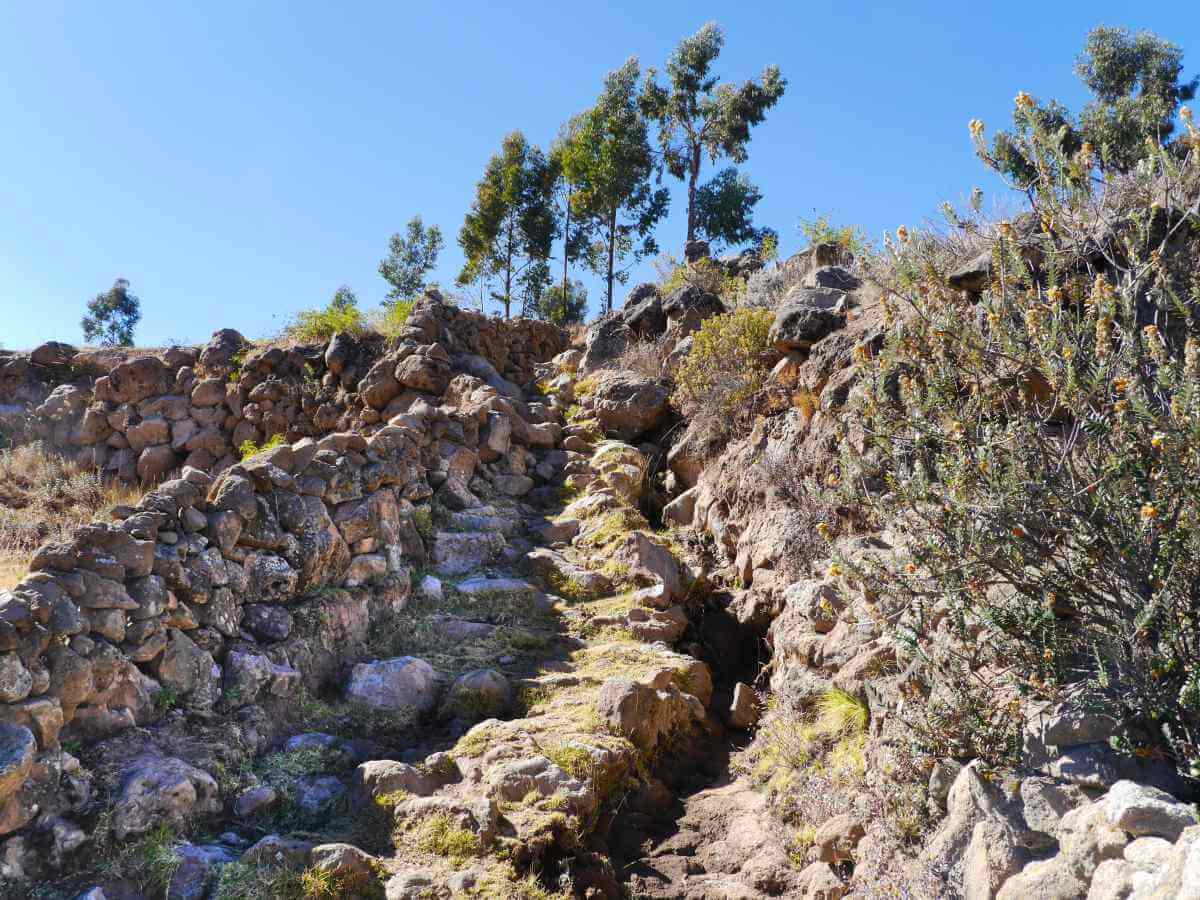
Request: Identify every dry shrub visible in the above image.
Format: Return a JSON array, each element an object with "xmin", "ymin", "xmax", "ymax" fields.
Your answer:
[
  {"xmin": 762, "ymin": 444, "xmax": 840, "ymax": 579},
  {"xmin": 614, "ymin": 336, "xmax": 668, "ymax": 379},
  {"xmin": 0, "ymin": 443, "xmax": 143, "ymax": 585}
]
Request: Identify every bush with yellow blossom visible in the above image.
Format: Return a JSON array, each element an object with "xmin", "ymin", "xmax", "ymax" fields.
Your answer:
[{"xmin": 838, "ymin": 92, "xmax": 1200, "ymax": 773}]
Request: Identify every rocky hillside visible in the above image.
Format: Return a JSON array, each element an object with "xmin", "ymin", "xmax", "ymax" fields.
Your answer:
[{"xmin": 2, "ymin": 218, "xmax": 1200, "ymax": 900}]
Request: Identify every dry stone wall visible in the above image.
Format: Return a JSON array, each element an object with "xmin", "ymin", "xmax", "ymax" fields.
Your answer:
[{"xmin": 0, "ymin": 299, "xmax": 567, "ymax": 842}]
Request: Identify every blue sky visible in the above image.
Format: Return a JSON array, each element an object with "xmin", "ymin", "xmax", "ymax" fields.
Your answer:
[{"xmin": 0, "ymin": 1, "xmax": 1197, "ymax": 349}]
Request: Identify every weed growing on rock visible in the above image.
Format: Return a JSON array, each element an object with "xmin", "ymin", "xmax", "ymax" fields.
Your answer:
[
  {"xmin": 214, "ymin": 861, "xmax": 305, "ymax": 900},
  {"xmin": 285, "ymin": 304, "xmax": 366, "ymax": 342},
  {"xmin": 238, "ymin": 432, "xmax": 287, "ymax": 460},
  {"xmin": 415, "ymin": 812, "xmax": 482, "ymax": 864}
]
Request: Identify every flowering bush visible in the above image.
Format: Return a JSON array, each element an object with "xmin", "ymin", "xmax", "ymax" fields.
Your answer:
[{"xmin": 843, "ymin": 98, "xmax": 1200, "ymax": 771}]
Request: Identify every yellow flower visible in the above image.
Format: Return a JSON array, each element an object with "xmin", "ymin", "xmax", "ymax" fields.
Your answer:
[
  {"xmin": 816, "ymin": 522, "xmax": 832, "ymax": 540},
  {"xmin": 1015, "ymin": 91, "xmax": 1035, "ymax": 107},
  {"xmin": 1113, "ymin": 378, "xmax": 1129, "ymax": 393},
  {"xmin": 1183, "ymin": 106, "xmax": 1194, "ymax": 123},
  {"xmin": 1061, "ymin": 346, "xmax": 1074, "ymax": 361},
  {"xmin": 1115, "ymin": 400, "xmax": 1129, "ymax": 414},
  {"xmin": 896, "ymin": 225, "xmax": 910, "ymax": 243},
  {"xmin": 1046, "ymin": 286, "xmax": 1064, "ymax": 303},
  {"xmin": 826, "ymin": 472, "xmax": 839, "ymax": 487},
  {"xmin": 1141, "ymin": 503, "xmax": 1159, "ymax": 521},
  {"xmin": 1151, "ymin": 432, "xmax": 1166, "ymax": 450},
  {"xmin": 827, "ymin": 563, "xmax": 844, "ymax": 578},
  {"xmin": 969, "ymin": 118, "xmax": 985, "ymax": 138},
  {"xmin": 905, "ymin": 563, "xmax": 918, "ymax": 574}
]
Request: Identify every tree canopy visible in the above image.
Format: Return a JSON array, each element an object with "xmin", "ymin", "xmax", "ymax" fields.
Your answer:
[
  {"xmin": 560, "ymin": 59, "xmax": 670, "ymax": 313},
  {"xmin": 81, "ymin": 278, "xmax": 141, "ymax": 347},
  {"xmin": 640, "ymin": 22, "xmax": 785, "ymax": 248},
  {"xmin": 990, "ymin": 26, "xmax": 1197, "ymax": 183},
  {"xmin": 457, "ymin": 131, "xmax": 557, "ymax": 318},
  {"xmin": 379, "ymin": 215, "xmax": 444, "ymax": 302},
  {"xmin": 694, "ymin": 167, "xmax": 770, "ymax": 250}
]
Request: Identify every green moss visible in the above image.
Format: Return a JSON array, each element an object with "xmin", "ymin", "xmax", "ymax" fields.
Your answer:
[{"xmin": 415, "ymin": 813, "xmax": 481, "ymax": 864}]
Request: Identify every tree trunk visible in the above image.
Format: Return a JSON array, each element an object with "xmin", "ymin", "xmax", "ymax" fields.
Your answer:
[
  {"xmin": 504, "ymin": 218, "xmax": 515, "ymax": 319},
  {"xmin": 606, "ymin": 208, "xmax": 617, "ymax": 314},
  {"xmin": 561, "ymin": 186, "xmax": 571, "ymax": 323},
  {"xmin": 686, "ymin": 141, "xmax": 702, "ymax": 246}
]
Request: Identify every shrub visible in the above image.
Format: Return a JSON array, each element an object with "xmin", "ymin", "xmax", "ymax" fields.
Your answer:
[
  {"xmin": 368, "ymin": 298, "xmax": 415, "ymax": 338},
  {"xmin": 657, "ymin": 255, "xmax": 744, "ymax": 303},
  {"xmin": 798, "ymin": 214, "xmax": 870, "ymax": 258},
  {"xmin": 671, "ymin": 308, "xmax": 774, "ymax": 443},
  {"xmin": 844, "ymin": 100, "xmax": 1200, "ymax": 771},
  {"xmin": 239, "ymin": 432, "xmax": 286, "ymax": 460},
  {"xmin": 285, "ymin": 302, "xmax": 365, "ymax": 343}
]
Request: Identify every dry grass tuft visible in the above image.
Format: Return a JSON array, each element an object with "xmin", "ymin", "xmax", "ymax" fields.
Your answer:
[{"xmin": 0, "ymin": 442, "xmax": 144, "ymax": 588}]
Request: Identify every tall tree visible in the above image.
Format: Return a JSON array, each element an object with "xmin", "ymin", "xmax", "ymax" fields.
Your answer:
[
  {"xmin": 330, "ymin": 285, "xmax": 358, "ymax": 310},
  {"xmin": 81, "ymin": 278, "xmax": 141, "ymax": 347},
  {"xmin": 527, "ymin": 279, "xmax": 588, "ymax": 326},
  {"xmin": 989, "ymin": 27, "xmax": 1197, "ymax": 183},
  {"xmin": 693, "ymin": 167, "xmax": 770, "ymax": 250},
  {"xmin": 457, "ymin": 131, "xmax": 557, "ymax": 319},
  {"xmin": 379, "ymin": 215, "xmax": 444, "ymax": 302},
  {"xmin": 562, "ymin": 59, "xmax": 670, "ymax": 313},
  {"xmin": 640, "ymin": 22, "xmax": 786, "ymax": 248},
  {"xmin": 547, "ymin": 116, "xmax": 594, "ymax": 307}
]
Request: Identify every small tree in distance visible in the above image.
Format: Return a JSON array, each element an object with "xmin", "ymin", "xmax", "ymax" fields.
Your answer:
[
  {"xmin": 81, "ymin": 278, "xmax": 141, "ymax": 347},
  {"xmin": 379, "ymin": 215, "xmax": 444, "ymax": 303},
  {"xmin": 527, "ymin": 279, "xmax": 588, "ymax": 326},
  {"xmin": 330, "ymin": 285, "xmax": 358, "ymax": 310}
]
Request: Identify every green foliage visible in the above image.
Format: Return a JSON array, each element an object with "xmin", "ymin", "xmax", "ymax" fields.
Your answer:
[
  {"xmin": 987, "ymin": 27, "xmax": 1197, "ymax": 181},
  {"xmin": 214, "ymin": 862, "xmax": 305, "ymax": 900},
  {"xmin": 286, "ymin": 300, "xmax": 365, "ymax": 343},
  {"xmin": 849, "ymin": 108, "xmax": 1200, "ymax": 771},
  {"xmin": 379, "ymin": 214, "xmax": 444, "ymax": 302},
  {"xmin": 640, "ymin": 22, "xmax": 786, "ymax": 246},
  {"xmin": 658, "ymin": 255, "xmax": 744, "ymax": 302},
  {"xmin": 370, "ymin": 297, "xmax": 415, "ymax": 338},
  {"xmin": 457, "ymin": 130, "xmax": 557, "ymax": 318},
  {"xmin": 798, "ymin": 214, "xmax": 870, "ymax": 258},
  {"xmin": 560, "ymin": 59, "xmax": 670, "ymax": 312},
  {"xmin": 415, "ymin": 812, "xmax": 481, "ymax": 863},
  {"xmin": 693, "ymin": 167, "xmax": 770, "ymax": 250},
  {"xmin": 81, "ymin": 277, "xmax": 141, "ymax": 347},
  {"xmin": 330, "ymin": 284, "xmax": 358, "ymax": 310},
  {"xmin": 526, "ymin": 279, "xmax": 588, "ymax": 326},
  {"xmin": 153, "ymin": 685, "xmax": 181, "ymax": 716},
  {"xmin": 671, "ymin": 307, "xmax": 774, "ymax": 442},
  {"xmin": 239, "ymin": 432, "xmax": 286, "ymax": 460}
]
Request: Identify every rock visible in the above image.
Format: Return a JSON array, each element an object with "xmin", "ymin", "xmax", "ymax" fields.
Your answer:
[
  {"xmin": 525, "ymin": 547, "xmax": 613, "ymax": 600},
  {"xmin": 1051, "ymin": 743, "xmax": 1121, "ymax": 789},
  {"xmin": 241, "ymin": 834, "xmax": 314, "ymax": 869},
  {"xmin": 0, "ymin": 724, "xmax": 35, "ymax": 802},
  {"xmin": 417, "ymin": 575, "xmax": 443, "ymax": 601},
  {"xmin": 794, "ymin": 861, "xmax": 846, "ymax": 899},
  {"xmin": 242, "ymin": 603, "xmax": 294, "ymax": 641},
  {"xmin": 948, "ymin": 251, "xmax": 993, "ymax": 293},
  {"xmin": 1103, "ymin": 780, "xmax": 1197, "ymax": 841},
  {"xmin": 137, "ymin": 445, "xmax": 177, "ymax": 484},
  {"xmin": 623, "ymin": 288, "xmax": 666, "ymax": 339},
  {"xmin": 233, "ymin": 785, "xmax": 278, "ymax": 818},
  {"xmin": 354, "ymin": 759, "xmax": 450, "ymax": 801},
  {"xmin": 112, "ymin": 755, "xmax": 221, "ymax": 839},
  {"xmin": 30, "ymin": 341, "xmax": 76, "ymax": 367},
  {"xmin": 442, "ymin": 669, "xmax": 512, "ymax": 720},
  {"xmin": 581, "ymin": 316, "xmax": 634, "ymax": 371},
  {"xmin": 309, "ymin": 843, "xmax": 382, "ymax": 893},
  {"xmin": 294, "ymin": 776, "xmax": 347, "ymax": 818},
  {"xmin": 0, "ymin": 654, "xmax": 33, "ymax": 703},
  {"xmin": 590, "ymin": 371, "xmax": 670, "ymax": 441},
  {"xmin": 346, "ymin": 657, "xmax": 437, "ymax": 714},
  {"xmin": 806, "ymin": 265, "xmax": 861, "ymax": 291},
  {"xmin": 109, "ymin": 356, "xmax": 168, "ymax": 404},
  {"xmin": 963, "ymin": 818, "xmax": 1028, "ymax": 900},
  {"xmin": 814, "ymin": 813, "xmax": 866, "ymax": 864},
  {"xmin": 325, "ymin": 332, "xmax": 356, "ymax": 376},
  {"xmin": 769, "ymin": 291, "xmax": 846, "ymax": 351},
  {"xmin": 431, "ymin": 531, "xmax": 503, "ymax": 576},
  {"xmin": 728, "ymin": 682, "xmax": 760, "ymax": 730},
  {"xmin": 662, "ymin": 488, "xmax": 698, "ymax": 527},
  {"xmin": 167, "ymin": 842, "xmax": 236, "ymax": 900},
  {"xmin": 492, "ymin": 474, "xmax": 534, "ymax": 497},
  {"xmin": 596, "ymin": 678, "xmax": 688, "ymax": 753}
]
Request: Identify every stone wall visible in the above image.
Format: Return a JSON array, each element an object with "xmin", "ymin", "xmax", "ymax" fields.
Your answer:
[
  {"xmin": 0, "ymin": 300, "xmax": 567, "ymax": 840},
  {"xmin": 0, "ymin": 297, "xmax": 566, "ymax": 485}
]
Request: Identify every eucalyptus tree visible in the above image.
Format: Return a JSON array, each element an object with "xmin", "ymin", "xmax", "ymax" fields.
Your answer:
[
  {"xmin": 640, "ymin": 22, "xmax": 786, "ymax": 248},
  {"xmin": 457, "ymin": 131, "xmax": 557, "ymax": 319},
  {"xmin": 561, "ymin": 59, "xmax": 669, "ymax": 313},
  {"xmin": 81, "ymin": 278, "xmax": 141, "ymax": 347},
  {"xmin": 379, "ymin": 215, "xmax": 444, "ymax": 302},
  {"xmin": 694, "ymin": 166, "xmax": 771, "ymax": 251}
]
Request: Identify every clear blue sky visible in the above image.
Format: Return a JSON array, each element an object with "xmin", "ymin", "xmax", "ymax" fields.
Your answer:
[{"xmin": 1, "ymin": 2, "xmax": 1197, "ymax": 349}]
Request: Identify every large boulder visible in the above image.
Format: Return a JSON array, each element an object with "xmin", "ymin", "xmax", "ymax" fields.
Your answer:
[
  {"xmin": 345, "ymin": 656, "xmax": 437, "ymax": 715},
  {"xmin": 198, "ymin": 329, "xmax": 247, "ymax": 374},
  {"xmin": 622, "ymin": 284, "xmax": 666, "ymax": 339},
  {"xmin": 112, "ymin": 756, "xmax": 221, "ymax": 839},
  {"xmin": 581, "ymin": 317, "xmax": 634, "ymax": 372},
  {"xmin": 661, "ymin": 284, "xmax": 725, "ymax": 337},
  {"xmin": 109, "ymin": 357, "xmax": 168, "ymax": 404},
  {"xmin": 769, "ymin": 288, "xmax": 847, "ymax": 351},
  {"xmin": 590, "ymin": 372, "xmax": 670, "ymax": 441}
]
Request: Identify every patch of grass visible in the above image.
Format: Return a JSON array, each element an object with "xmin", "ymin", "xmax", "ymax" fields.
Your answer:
[
  {"xmin": 239, "ymin": 432, "xmax": 287, "ymax": 460},
  {"xmin": 215, "ymin": 861, "xmax": 305, "ymax": 900},
  {"xmin": 787, "ymin": 824, "xmax": 817, "ymax": 867},
  {"xmin": 411, "ymin": 504, "xmax": 435, "ymax": 543},
  {"xmin": 454, "ymin": 723, "xmax": 499, "ymax": 759},
  {"xmin": 373, "ymin": 789, "xmax": 409, "ymax": 814},
  {"xmin": 368, "ymin": 298, "xmax": 416, "ymax": 338},
  {"xmin": 415, "ymin": 812, "xmax": 481, "ymax": 864},
  {"xmin": 124, "ymin": 825, "xmax": 182, "ymax": 894},
  {"xmin": 817, "ymin": 687, "xmax": 868, "ymax": 738}
]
